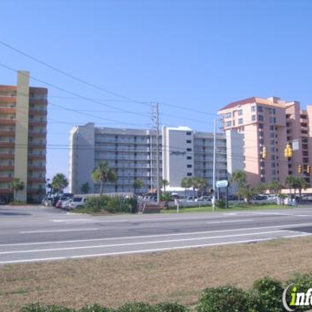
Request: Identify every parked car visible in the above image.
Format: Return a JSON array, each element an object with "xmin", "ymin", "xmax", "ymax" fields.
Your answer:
[
  {"xmin": 197, "ymin": 196, "xmax": 212, "ymax": 202},
  {"xmin": 68, "ymin": 196, "xmax": 88, "ymax": 210},
  {"xmin": 186, "ymin": 196, "xmax": 198, "ymax": 202},
  {"xmin": 55, "ymin": 196, "xmax": 73, "ymax": 209}
]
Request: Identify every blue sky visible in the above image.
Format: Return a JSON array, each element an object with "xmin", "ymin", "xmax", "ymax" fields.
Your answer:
[{"xmin": 1, "ymin": 0, "xmax": 312, "ymax": 180}]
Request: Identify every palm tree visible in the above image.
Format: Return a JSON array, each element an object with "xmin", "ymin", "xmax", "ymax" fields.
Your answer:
[
  {"xmin": 253, "ymin": 183, "xmax": 267, "ymax": 195},
  {"xmin": 181, "ymin": 177, "xmax": 192, "ymax": 198},
  {"xmin": 230, "ymin": 170, "xmax": 247, "ymax": 188},
  {"xmin": 285, "ymin": 176, "xmax": 297, "ymax": 196},
  {"xmin": 237, "ymin": 185, "xmax": 255, "ymax": 204},
  {"xmin": 10, "ymin": 178, "xmax": 25, "ymax": 201},
  {"xmin": 230, "ymin": 170, "xmax": 247, "ymax": 200},
  {"xmin": 293, "ymin": 177, "xmax": 308, "ymax": 200},
  {"xmin": 133, "ymin": 178, "xmax": 144, "ymax": 194},
  {"xmin": 91, "ymin": 161, "xmax": 117, "ymax": 195},
  {"xmin": 196, "ymin": 178, "xmax": 208, "ymax": 196},
  {"xmin": 51, "ymin": 173, "xmax": 69, "ymax": 194},
  {"xmin": 80, "ymin": 182, "xmax": 90, "ymax": 194},
  {"xmin": 160, "ymin": 179, "xmax": 169, "ymax": 192},
  {"xmin": 267, "ymin": 180, "xmax": 282, "ymax": 195},
  {"xmin": 189, "ymin": 177, "xmax": 201, "ymax": 199}
]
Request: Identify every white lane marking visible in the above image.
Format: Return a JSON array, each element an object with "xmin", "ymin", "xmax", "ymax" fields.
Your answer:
[
  {"xmin": 20, "ymin": 228, "xmax": 98, "ymax": 234},
  {"xmin": 52, "ymin": 219, "xmax": 94, "ymax": 223},
  {"xmin": 2, "ymin": 221, "xmax": 312, "ymax": 247},
  {"xmin": 207, "ymin": 219, "xmax": 253, "ymax": 224},
  {"xmin": 0, "ymin": 233, "xmax": 309, "ymax": 265},
  {"xmin": 50, "ymin": 215, "xmax": 250, "ymax": 224},
  {"xmin": 0, "ymin": 230, "xmax": 294, "ymax": 255},
  {"xmin": 251, "ymin": 212, "xmax": 312, "ymax": 217}
]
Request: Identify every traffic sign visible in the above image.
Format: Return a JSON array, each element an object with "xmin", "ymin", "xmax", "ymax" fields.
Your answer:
[{"xmin": 216, "ymin": 180, "xmax": 229, "ymax": 188}]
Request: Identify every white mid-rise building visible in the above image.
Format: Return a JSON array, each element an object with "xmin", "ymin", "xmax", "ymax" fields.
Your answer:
[{"xmin": 69, "ymin": 123, "xmax": 243, "ymax": 194}]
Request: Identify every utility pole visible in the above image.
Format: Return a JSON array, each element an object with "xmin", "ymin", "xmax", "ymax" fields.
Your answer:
[
  {"xmin": 212, "ymin": 118, "xmax": 217, "ymax": 211},
  {"xmin": 156, "ymin": 103, "xmax": 160, "ymax": 203}
]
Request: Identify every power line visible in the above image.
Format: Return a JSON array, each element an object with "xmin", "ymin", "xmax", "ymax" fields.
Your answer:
[
  {"xmin": 0, "ymin": 39, "xmax": 220, "ymax": 119},
  {"xmin": 0, "ymin": 39, "xmax": 151, "ymax": 106},
  {"xmin": 0, "ymin": 63, "xmax": 150, "ymax": 118}
]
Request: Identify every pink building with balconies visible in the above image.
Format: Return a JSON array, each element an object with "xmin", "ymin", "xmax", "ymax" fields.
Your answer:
[{"xmin": 218, "ymin": 97, "xmax": 312, "ymax": 187}]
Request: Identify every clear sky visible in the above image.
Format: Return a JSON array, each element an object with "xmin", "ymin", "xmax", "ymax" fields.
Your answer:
[{"xmin": 1, "ymin": 0, "xmax": 312, "ymax": 180}]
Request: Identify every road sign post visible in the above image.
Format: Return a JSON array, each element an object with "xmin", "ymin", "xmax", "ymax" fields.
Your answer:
[{"xmin": 216, "ymin": 180, "xmax": 229, "ymax": 208}]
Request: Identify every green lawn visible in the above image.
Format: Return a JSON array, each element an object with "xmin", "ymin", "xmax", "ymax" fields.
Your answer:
[{"xmin": 161, "ymin": 203, "xmax": 294, "ymax": 213}]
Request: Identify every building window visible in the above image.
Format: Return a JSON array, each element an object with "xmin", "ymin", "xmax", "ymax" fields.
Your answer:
[
  {"xmin": 238, "ymin": 109, "xmax": 243, "ymax": 116},
  {"xmin": 187, "ymin": 148, "xmax": 192, "ymax": 152},
  {"xmin": 225, "ymin": 112, "xmax": 232, "ymax": 118},
  {"xmin": 225, "ymin": 121, "xmax": 232, "ymax": 127},
  {"xmin": 187, "ymin": 172, "xmax": 192, "ymax": 176},
  {"xmin": 187, "ymin": 164, "xmax": 192, "ymax": 168},
  {"xmin": 238, "ymin": 118, "xmax": 243, "ymax": 125},
  {"xmin": 186, "ymin": 140, "xmax": 192, "ymax": 144},
  {"xmin": 187, "ymin": 156, "xmax": 192, "ymax": 160},
  {"xmin": 258, "ymin": 106, "xmax": 263, "ymax": 112},
  {"xmin": 251, "ymin": 115, "xmax": 256, "ymax": 121},
  {"xmin": 186, "ymin": 132, "xmax": 192, "ymax": 135},
  {"xmin": 258, "ymin": 115, "xmax": 264, "ymax": 122},
  {"xmin": 251, "ymin": 106, "xmax": 256, "ymax": 112}
]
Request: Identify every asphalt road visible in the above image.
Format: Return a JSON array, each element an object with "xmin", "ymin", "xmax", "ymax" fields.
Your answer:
[{"xmin": 1, "ymin": 205, "xmax": 312, "ymax": 264}]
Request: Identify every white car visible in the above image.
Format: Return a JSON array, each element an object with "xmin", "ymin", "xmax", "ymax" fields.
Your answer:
[{"xmin": 68, "ymin": 196, "xmax": 88, "ymax": 210}]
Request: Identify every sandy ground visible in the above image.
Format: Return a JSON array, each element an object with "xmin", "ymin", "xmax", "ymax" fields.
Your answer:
[{"xmin": 1, "ymin": 236, "xmax": 312, "ymax": 311}]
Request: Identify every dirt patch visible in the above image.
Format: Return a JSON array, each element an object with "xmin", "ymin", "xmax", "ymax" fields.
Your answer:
[{"xmin": 0, "ymin": 236, "xmax": 312, "ymax": 311}]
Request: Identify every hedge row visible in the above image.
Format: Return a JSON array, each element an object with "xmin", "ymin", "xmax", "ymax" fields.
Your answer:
[
  {"xmin": 21, "ymin": 273, "xmax": 312, "ymax": 312},
  {"xmin": 21, "ymin": 302, "xmax": 188, "ymax": 312},
  {"xmin": 75, "ymin": 195, "xmax": 137, "ymax": 214}
]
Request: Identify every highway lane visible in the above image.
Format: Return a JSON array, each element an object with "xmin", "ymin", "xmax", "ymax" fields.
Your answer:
[{"xmin": 1, "ymin": 206, "xmax": 312, "ymax": 264}]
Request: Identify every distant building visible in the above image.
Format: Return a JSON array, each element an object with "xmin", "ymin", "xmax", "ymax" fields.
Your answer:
[
  {"xmin": 218, "ymin": 96, "xmax": 312, "ymax": 187},
  {"xmin": 0, "ymin": 71, "xmax": 48, "ymax": 201},
  {"xmin": 69, "ymin": 123, "xmax": 243, "ymax": 194}
]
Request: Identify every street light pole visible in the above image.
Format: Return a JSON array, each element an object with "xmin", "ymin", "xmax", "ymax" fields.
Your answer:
[
  {"xmin": 156, "ymin": 103, "xmax": 160, "ymax": 204},
  {"xmin": 212, "ymin": 118, "xmax": 217, "ymax": 210}
]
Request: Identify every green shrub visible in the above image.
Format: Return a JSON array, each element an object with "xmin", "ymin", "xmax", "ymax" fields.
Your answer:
[
  {"xmin": 117, "ymin": 302, "xmax": 155, "ymax": 312},
  {"xmin": 78, "ymin": 304, "xmax": 115, "ymax": 312},
  {"xmin": 160, "ymin": 193, "xmax": 171, "ymax": 201},
  {"xmin": 82, "ymin": 195, "xmax": 137, "ymax": 214},
  {"xmin": 21, "ymin": 303, "xmax": 75, "ymax": 312},
  {"xmin": 154, "ymin": 302, "xmax": 189, "ymax": 312},
  {"xmin": 216, "ymin": 199, "xmax": 226, "ymax": 209},
  {"xmin": 252, "ymin": 277, "xmax": 284, "ymax": 312},
  {"xmin": 197, "ymin": 286, "xmax": 250, "ymax": 312}
]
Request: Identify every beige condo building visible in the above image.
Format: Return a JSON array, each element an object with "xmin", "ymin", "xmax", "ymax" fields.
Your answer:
[
  {"xmin": 218, "ymin": 96, "xmax": 312, "ymax": 188},
  {"xmin": 0, "ymin": 71, "xmax": 47, "ymax": 202}
]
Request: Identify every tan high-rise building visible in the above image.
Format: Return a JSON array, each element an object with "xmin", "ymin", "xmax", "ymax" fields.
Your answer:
[
  {"xmin": 0, "ymin": 71, "xmax": 47, "ymax": 202},
  {"xmin": 218, "ymin": 97, "xmax": 312, "ymax": 188}
]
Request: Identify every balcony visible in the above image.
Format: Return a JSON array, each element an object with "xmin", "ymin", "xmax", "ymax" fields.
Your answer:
[
  {"xmin": 0, "ymin": 119, "xmax": 15, "ymax": 125},
  {"xmin": 0, "ymin": 142, "xmax": 14, "ymax": 148},
  {"xmin": 29, "ymin": 108, "xmax": 47, "ymax": 116},
  {"xmin": 27, "ymin": 165, "xmax": 46, "ymax": 171},
  {"xmin": 29, "ymin": 131, "xmax": 47, "ymax": 138},
  {"xmin": 29, "ymin": 121, "xmax": 47, "ymax": 127},
  {"xmin": 27, "ymin": 177, "xmax": 46, "ymax": 183},
  {"xmin": 0, "ymin": 107, "xmax": 16, "ymax": 114},
  {"xmin": 28, "ymin": 154, "xmax": 46, "ymax": 160},
  {"xmin": 0, "ymin": 130, "xmax": 15, "ymax": 137},
  {"xmin": 0, "ymin": 154, "xmax": 14, "ymax": 159},
  {"xmin": 0, "ymin": 96, "xmax": 16, "ymax": 103},
  {"xmin": 0, "ymin": 177, "xmax": 13, "ymax": 182},
  {"xmin": 0, "ymin": 165, "xmax": 14, "ymax": 170}
]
